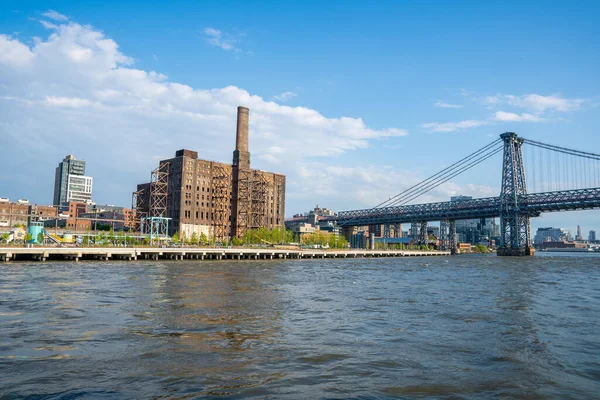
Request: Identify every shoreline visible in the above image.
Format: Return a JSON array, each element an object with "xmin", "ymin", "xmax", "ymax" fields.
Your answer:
[{"xmin": 0, "ymin": 247, "xmax": 449, "ymax": 262}]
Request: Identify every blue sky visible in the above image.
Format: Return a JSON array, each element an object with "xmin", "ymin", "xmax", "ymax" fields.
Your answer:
[{"xmin": 1, "ymin": 0, "xmax": 599, "ymax": 235}]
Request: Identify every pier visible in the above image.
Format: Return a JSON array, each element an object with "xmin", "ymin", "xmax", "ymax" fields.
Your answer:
[{"xmin": 0, "ymin": 247, "xmax": 449, "ymax": 262}]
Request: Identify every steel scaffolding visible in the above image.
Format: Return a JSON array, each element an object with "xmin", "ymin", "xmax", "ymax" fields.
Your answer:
[
  {"xmin": 149, "ymin": 161, "xmax": 169, "ymax": 219},
  {"xmin": 234, "ymin": 169, "xmax": 269, "ymax": 238},
  {"xmin": 211, "ymin": 164, "xmax": 231, "ymax": 241}
]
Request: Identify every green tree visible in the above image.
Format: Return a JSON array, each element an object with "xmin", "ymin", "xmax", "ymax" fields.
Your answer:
[
  {"xmin": 1, "ymin": 233, "xmax": 9, "ymax": 244},
  {"xmin": 37, "ymin": 232, "xmax": 44, "ymax": 244},
  {"xmin": 191, "ymin": 232, "xmax": 199, "ymax": 246},
  {"xmin": 475, "ymin": 244, "xmax": 488, "ymax": 253},
  {"xmin": 199, "ymin": 232, "xmax": 208, "ymax": 246},
  {"xmin": 172, "ymin": 231, "xmax": 180, "ymax": 243},
  {"xmin": 24, "ymin": 233, "xmax": 33, "ymax": 243}
]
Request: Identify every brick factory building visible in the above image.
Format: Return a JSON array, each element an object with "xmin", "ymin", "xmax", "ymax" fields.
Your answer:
[{"xmin": 134, "ymin": 106, "xmax": 286, "ymax": 240}]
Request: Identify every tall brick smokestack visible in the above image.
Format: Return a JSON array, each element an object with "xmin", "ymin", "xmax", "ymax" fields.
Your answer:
[
  {"xmin": 236, "ymin": 106, "xmax": 249, "ymax": 153},
  {"xmin": 233, "ymin": 106, "xmax": 250, "ymax": 169}
]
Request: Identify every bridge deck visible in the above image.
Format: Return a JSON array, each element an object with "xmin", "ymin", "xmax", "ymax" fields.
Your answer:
[{"xmin": 336, "ymin": 187, "xmax": 600, "ymax": 226}]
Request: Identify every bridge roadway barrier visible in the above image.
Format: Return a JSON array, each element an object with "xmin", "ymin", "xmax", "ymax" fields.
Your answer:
[{"xmin": 0, "ymin": 247, "xmax": 450, "ymax": 262}]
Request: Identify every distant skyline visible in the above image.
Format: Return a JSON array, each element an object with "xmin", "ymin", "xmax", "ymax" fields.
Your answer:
[{"xmin": 1, "ymin": 1, "xmax": 599, "ymax": 231}]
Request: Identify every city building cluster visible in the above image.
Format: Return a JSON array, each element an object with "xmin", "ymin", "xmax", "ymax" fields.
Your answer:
[
  {"xmin": 533, "ymin": 225, "xmax": 598, "ymax": 251},
  {"xmin": 1, "ymin": 106, "xmax": 286, "ymax": 245}
]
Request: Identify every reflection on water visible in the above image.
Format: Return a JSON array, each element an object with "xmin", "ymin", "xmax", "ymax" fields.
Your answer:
[{"xmin": 1, "ymin": 255, "xmax": 599, "ymax": 398}]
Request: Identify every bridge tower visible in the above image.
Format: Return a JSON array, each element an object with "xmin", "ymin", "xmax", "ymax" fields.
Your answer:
[{"xmin": 498, "ymin": 132, "xmax": 534, "ymax": 256}]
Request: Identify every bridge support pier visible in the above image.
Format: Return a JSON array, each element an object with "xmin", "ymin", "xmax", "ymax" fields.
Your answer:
[
  {"xmin": 498, "ymin": 132, "xmax": 535, "ymax": 256},
  {"xmin": 418, "ymin": 221, "xmax": 428, "ymax": 247},
  {"xmin": 439, "ymin": 220, "xmax": 448, "ymax": 251},
  {"xmin": 449, "ymin": 220, "xmax": 457, "ymax": 255},
  {"xmin": 411, "ymin": 222, "xmax": 418, "ymax": 243}
]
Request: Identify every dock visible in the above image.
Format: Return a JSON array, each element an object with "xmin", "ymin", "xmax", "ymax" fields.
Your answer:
[{"xmin": 0, "ymin": 247, "xmax": 450, "ymax": 262}]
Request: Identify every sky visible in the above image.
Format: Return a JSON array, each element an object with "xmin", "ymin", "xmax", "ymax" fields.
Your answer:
[{"xmin": 1, "ymin": 0, "xmax": 599, "ymax": 235}]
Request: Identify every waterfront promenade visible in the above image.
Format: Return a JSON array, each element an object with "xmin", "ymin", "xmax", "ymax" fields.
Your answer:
[{"xmin": 0, "ymin": 247, "xmax": 449, "ymax": 262}]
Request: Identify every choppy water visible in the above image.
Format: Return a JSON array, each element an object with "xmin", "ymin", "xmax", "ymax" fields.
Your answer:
[{"xmin": 1, "ymin": 254, "xmax": 599, "ymax": 399}]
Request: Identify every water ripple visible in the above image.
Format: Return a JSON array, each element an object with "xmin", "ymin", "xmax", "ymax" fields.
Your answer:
[{"xmin": 0, "ymin": 256, "xmax": 599, "ymax": 398}]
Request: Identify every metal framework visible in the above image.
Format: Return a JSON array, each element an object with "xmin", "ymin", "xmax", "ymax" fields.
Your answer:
[
  {"xmin": 393, "ymin": 223, "xmax": 401, "ymax": 238},
  {"xmin": 141, "ymin": 216, "xmax": 170, "ymax": 245},
  {"xmin": 383, "ymin": 223, "xmax": 391, "ymax": 239},
  {"xmin": 250, "ymin": 172, "xmax": 268, "ymax": 230},
  {"xmin": 410, "ymin": 222, "xmax": 418, "ymax": 242},
  {"xmin": 334, "ymin": 188, "xmax": 600, "ymax": 227},
  {"xmin": 334, "ymin": 132, "xmax": 600, "ymax": 255},
  {"xmin": 439, "ymin": 220, "xmax": 448, "ymax": 250},
  {"xmin": 211, "ymin": 164, "xmax": 231, "ymax": 241},
  {"xmin": 449, "ymin": 220, "xmax": 457, "ymax": 255},
  {"xmin": 234, "ymin": 169, "xmax": 269, "ymax": 238},
  {"xmin": 149, "ymin": 161, "xmax": 169, "ymax": 219},
  {"xmin": 499, "ymin": 132, "xmax": 530, "ymax": 250},
  {"xmin": 418, "ymin": 221, "xmax": 428, "ymax": 245}
]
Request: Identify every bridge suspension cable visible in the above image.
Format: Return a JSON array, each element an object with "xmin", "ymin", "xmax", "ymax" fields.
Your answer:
[
  {"xmin": 384, "ymin": 142, "xmax": 503, "ymax": 207},
  {"xmin": 522, "ymin": 138, "xmax": 600, "ymax": 194},
  {"xmin": 373, "ymin": 138, "xmax": 502, "ymax": 209},
  {"xmin": 338, "ymin": 138, "xmax": 503, "ymax": 226}
]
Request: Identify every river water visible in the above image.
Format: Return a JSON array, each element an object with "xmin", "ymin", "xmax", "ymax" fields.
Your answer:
[{"xmin": 1, "ymin": 254, "xmax": 599, "ymax": 399}]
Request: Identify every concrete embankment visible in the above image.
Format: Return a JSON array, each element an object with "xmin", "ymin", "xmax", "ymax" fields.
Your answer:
[{"xmin": 0, "ymin": 247, "xmax": 450, "ymax": 262}]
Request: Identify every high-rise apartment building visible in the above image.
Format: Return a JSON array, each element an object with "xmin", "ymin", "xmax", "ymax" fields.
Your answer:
[
  {"xmin": 576, "ymin": 225, "xmax": 583, "ymax": 241},
  {"xmin": 589, "ymin": 230, "xmax": 596, "ymax": 242},
  {"xmin": 135, "ymin": 106, "xmax": 286, "ymax": 239},
  {"xmin": 534, "ymin": 227, "xmax": 572, "ymax": 244},
  {"xmin": 450, "ymin": 195, "xmax": 498, "ymax": 243},
  {"xmin": 53, "ymin": 155, "xmax": 93, "ymax": 207}
]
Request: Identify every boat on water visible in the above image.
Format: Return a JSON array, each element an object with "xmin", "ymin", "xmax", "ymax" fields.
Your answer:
[{"xmin": 541, "ymin": 247, "xmax": 593, "ymax": 253}]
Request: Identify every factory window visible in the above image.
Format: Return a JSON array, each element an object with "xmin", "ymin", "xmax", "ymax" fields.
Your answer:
[
  {"xmin": 201, "ymin": 212, "xmax": 204, "ymax": 219},
  {"xmin": 195, "ymin": 211, "xmax": 198, "ymax": 218}
]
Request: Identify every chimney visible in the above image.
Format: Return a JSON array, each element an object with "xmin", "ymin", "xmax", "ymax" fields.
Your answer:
[
  {"xmin": 235, "ymin": 106, "xmax": 249, "ymax": 153},
  {"xmin": 233, "ymin": 106, "xmax": 251, "ymax": 169}
]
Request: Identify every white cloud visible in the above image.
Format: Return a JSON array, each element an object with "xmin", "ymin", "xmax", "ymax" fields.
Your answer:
[
  {"xmin": 42, "ymin": 10, "xmax": 69, "ymax": 21},
  {"xmin": 292, "ymin": 163, "xmax": 498, "ymax": 209},
  {"xmin": 0, "ymin": 19, "xmax": 410, "ymax": 212},
  {"xmin": 0, "ymin": 35, "xmax": 34, "ymax": 67},
  {"xmin": 492, "ymin": 111, "xmax": 544, "ymax": 122},
  {"xmin": 39, "ymin": 20, "xmax": 59, "ymax": 30},
  {"xmin": 272, "ymin": 91, "xmax": 297, "ymax": 102},
  {"xmin": 424, "ymin": 94, "xmax": 569, "ymax": 132},
  {"xmin": 422, "ymin": 119, "xmax": 488, "ymax": 133},
  {"xmin": 202, "ymin": 27, "xmax": 241, "ymax": 52},
  {"xmin": 152, "ymin": 54, "xmax": 158, "ymax": 61},
  {"xmin": 45, "ymin": 96, "xmax": 92, "ymax": 108},
  {"xmin": 484, "ymin": 93, "xmax": 586, "ymax": 113},
  {"xmin": 434, "ymin": 100, "xmax": 463, "ymax": 109}
]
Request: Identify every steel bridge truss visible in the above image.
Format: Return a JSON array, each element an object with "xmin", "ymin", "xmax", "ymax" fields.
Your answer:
[
  {"xmin": 499, "ymin": 132, "xmax": 530, "ymax": 251},
  {"xmin": 336, "ymin": 187, "xmax": 600, "ymax": 227},
  {"xmin": 336, "ymin": 133, "xmax": 600, "ymax": 255}
]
